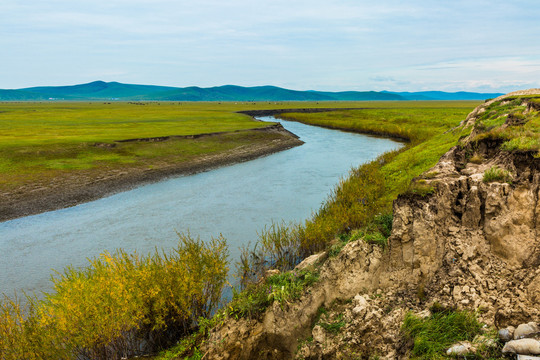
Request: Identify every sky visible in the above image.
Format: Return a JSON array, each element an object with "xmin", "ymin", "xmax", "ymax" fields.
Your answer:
[{"xmin": 2, "ymin": 0, "xmax": 540, "ymax": 92}]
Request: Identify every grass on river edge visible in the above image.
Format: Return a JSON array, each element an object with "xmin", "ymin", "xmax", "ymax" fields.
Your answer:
[{"xmin": 0, "ymin": 101, "xmax": 482, "ymax": 359}]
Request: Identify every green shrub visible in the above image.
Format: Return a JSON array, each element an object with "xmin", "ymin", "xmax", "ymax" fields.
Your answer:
[
  {"xmin": 469, "ymin": 153, "xmax": 483, "ymax": 164},
  {"xmin": 405, "ymin": 179, "xmax": 435, "ymax": 197},
  {"xmin": 483, "ymin": 165, "xmax": 512, "ymax": 183},
  {"xmin": 0, "ymin": 233, "xmax": 229, "ymax": 359}
]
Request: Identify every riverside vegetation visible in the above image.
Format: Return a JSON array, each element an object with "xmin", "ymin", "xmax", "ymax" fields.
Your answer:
[{"xmin": 0, "ymin": 100, "xmax": 492, "ymax": 359}]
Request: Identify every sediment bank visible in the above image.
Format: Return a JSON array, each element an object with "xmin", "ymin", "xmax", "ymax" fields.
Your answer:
[{"xmin": 0, "ymin": 124, "xmax": 303, "ymax": 222}]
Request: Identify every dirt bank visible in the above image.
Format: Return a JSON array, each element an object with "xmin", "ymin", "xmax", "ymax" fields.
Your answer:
[{"xmin": 0, "ymin": 124, "xmax": 303, "ymax": 222}]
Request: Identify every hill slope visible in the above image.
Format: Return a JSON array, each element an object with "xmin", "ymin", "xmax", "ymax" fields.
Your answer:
[{"xmin": 0, "ymin": 81, "xmax": 502, "ymax": 101}]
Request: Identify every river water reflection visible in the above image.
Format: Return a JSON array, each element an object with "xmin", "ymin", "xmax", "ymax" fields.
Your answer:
[{"xmin": 0, "ymin": 117, "xmax": 402, "ymax": 295}]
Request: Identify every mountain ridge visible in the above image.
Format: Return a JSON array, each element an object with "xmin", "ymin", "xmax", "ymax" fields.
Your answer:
[{"xmin": 0, "ymin": 81, "xmax": 503, "ymax": 101}]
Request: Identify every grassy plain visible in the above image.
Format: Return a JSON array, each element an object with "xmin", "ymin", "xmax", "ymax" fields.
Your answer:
[{"xmin": 0, "ymin": 101, "xmax": 371, "ymax": 194}]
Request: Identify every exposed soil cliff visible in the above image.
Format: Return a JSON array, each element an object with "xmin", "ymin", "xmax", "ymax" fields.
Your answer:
[{"xmin": 201, "ymin": 91, "xmax": 540, "ymax": 359}]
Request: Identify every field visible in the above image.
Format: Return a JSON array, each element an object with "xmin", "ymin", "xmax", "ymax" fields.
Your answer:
[
  {"xmin": 0, "ymin": 101, "xmax": 372, "ymax": 191},
  {"xmin": 0, "ymin": 101, "xmax": 366, "ymax": 220}
]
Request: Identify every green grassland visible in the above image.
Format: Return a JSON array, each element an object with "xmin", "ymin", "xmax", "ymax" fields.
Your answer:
[{"xmin": 0, "ymin": 101, "xmax": 383, "ymax": 192}]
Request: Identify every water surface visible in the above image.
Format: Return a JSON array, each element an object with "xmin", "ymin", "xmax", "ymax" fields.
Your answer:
[{"xmin": 0, "ymin": 117, "xmax": 401, "ymax": 295}]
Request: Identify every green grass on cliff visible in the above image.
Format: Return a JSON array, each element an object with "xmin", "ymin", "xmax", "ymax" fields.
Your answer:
[
  {"xmin": 401, "ymin": 309, "xmax": 501, "ymax": 360},
  {"xmin": 273, "ymin": 102, "xmax": 476, "ymax": 256},
  {"xmin": 472, "ymin": 96, "xmax": 540, "ymax": 154}
]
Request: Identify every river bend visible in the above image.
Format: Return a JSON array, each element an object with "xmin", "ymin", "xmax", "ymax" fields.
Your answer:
[{"xmin": 0, "ymin": 117, "xmax": 402, "ymax": 295}]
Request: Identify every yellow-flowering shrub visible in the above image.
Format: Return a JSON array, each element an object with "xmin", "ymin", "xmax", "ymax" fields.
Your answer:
[{"xmin": 0, "ymin": 233, "xmax": 228, "ymax": 360}]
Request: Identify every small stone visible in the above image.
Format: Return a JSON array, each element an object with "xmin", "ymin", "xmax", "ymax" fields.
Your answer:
[
  {"xmin": 352, "ymin": 305, "xmax": 367, "ymax": 317},
  {"xmin": 312, "ymin": 325, "xmax": 326, "ymax": 344},
  {"xmin": 461, "ymin": 299, "xmax": 470, "ymax": 305},
  {"xmin": 265, "ymin": 269, "xmax": 280, "ymax": 277},
  {"xmin": 295, "ymin": 252, "xmax": 327, "ymax": 271},
  {"xmin": 354, "ymin": 294, "xmax": 368, "ymax": 307},
  {"xmin": 499, "ymin": 326, "xmax": 516, "ymax": 342},
  {"xmin": 447, "ymin": 341, "xmax": 476, "ymax": 356},
  {"xmin": 515, "ymin": 322, "xmax": 540, "ymax": 340},
  {"xmin": 503, "ymin": 339, "xmax": 540, "ymax": 355}
]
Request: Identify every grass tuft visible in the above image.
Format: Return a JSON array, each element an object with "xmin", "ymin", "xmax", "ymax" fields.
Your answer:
[
  {"xmin": 483, "ymin": 165, "xmax": 512, "ymax": 183},
  {"xmin": 401, "ymin": 310, "xmax": 483, "ymax": 360}
]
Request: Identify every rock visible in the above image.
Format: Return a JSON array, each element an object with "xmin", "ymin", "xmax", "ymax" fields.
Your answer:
[
  {"xmin": 295, "ymin": 252, "xmax": 327, "ymax": 271},
  {"xmin": 312, "ymin": 325, "xmax": 326, "ymax": 344},
  {"xmin": 264, "ymin": 269, "xmax": 280, "ymax": 277},
  {"xmin": 517, "ymin": 355, "xmax": 540, "ymax": 360},
  {"xmin": 447, "ymin": 341, "xmax": 476, "ymax": 356},
  {"xmin": 499, "ymin": 326, "xmax": 516, "ymax": 342},
  {"xmin": 354, "ymin": 294, "xmax": 368, "ymax": 307},
  {"xmin": 515, "ymin": 322, "xmax": 540, "ymax": 340},
  {"xmin": 416, "ymin": 309, "xmax": 431, "ymax": 319},
  {"xmin": 503, "ymin": 339, "xmax": 540, "ymax": 355}
]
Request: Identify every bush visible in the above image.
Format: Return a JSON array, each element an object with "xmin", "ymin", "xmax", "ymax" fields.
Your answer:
[{"xmin": 0, "ymin": 233, "xmax": 229, "ymax": 359}]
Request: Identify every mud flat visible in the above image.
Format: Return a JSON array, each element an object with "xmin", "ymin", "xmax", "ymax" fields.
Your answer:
[{"xmin": 0, "ymin": 124, "xmax": 303, "ymax": 222}]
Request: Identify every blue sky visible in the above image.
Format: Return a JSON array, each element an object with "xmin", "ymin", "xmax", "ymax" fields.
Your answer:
[{"xmin": 2, "ymin": 0, "xmax": 540, "ymax": 92}]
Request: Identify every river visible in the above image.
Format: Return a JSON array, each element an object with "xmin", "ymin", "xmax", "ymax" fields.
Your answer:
[{"xmin": 0, "ymin": 117, "xmax": 402, "ymax": 296}]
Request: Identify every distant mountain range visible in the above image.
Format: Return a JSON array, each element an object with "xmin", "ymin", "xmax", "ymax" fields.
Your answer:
[{"xmin": 0, "ymin": 81, "xmax": 503, "ymax": 101}]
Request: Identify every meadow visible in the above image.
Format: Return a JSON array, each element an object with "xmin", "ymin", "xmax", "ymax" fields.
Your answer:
[
  {"xmin": 0, "ymin": 100, "xmax": 482, "ymax": 359},
  {"xmin": 0, "ymin": 101, "xmax": 370, "ymax": 195}
]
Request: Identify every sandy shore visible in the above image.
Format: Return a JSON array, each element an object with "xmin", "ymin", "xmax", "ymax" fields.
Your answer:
[{"xmin": 0, "ymin": 124, "xmax": 303, "ymax": 222}]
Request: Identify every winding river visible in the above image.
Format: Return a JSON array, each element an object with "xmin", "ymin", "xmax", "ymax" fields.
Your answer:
[{"xmin": 0, "ymin": 117, "xmax": 402, "ymax": 296}]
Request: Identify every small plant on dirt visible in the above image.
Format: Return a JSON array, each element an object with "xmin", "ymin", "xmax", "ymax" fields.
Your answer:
[
  {"xmin": 318, "ymin": 313, "xmax": 346, "ymax": 334},
  {"xmin": 422, "ymin": 171, "xmax": 439, "ymax": 179},
  {"xmin": 469, "ymin": 153, "xmax": 483, "ymax": 164},
  {"xmin": 483, "ymin": 165, "xmax": 512, "ymax": 183},
  {"xmin": 228, "ymin": 269, "xmax": 319, "ymax": 319},
  {"xmin": 401, "ymin": 310, "xmax": 489, "ymax": 360},
  {"xmin": 405, "ymin": 179, "xmax": 435, "ymax": 197},
  {"xmin": 348, "ymin": 212, "xmax": 393, "ymax": 249}
]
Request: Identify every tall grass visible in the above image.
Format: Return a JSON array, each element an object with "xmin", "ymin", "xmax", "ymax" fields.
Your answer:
[
  {"xmin": 401, "ymin": 310, "xmax": 486, "ymax": 359},
  {"xmin": 0, "ymin": 233, "xmax": 228, "ymax": 360}
]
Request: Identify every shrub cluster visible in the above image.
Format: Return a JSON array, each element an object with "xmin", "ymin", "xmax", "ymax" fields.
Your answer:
[{"xmin": 0, "ymin": 233, "xmax": 228, "ymax": 360}]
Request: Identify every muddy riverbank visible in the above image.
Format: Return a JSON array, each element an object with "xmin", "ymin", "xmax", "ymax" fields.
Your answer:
[{"xmin": 0, "ymin": 124, "xmax": 303, "ymax": 222}]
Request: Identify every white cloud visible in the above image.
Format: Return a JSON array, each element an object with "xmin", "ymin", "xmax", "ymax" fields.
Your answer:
[{"xmin": 1, "ymin": 0, "xmax": 540, "ymax": 91}]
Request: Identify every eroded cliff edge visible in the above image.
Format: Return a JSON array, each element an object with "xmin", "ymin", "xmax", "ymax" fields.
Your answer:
[{"xmin": 201, "ymin": 90, "xmax": 540, "ymax": 359}]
